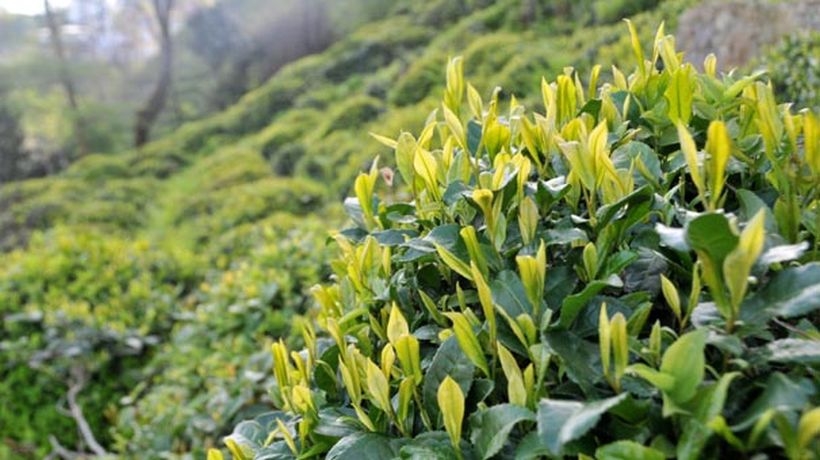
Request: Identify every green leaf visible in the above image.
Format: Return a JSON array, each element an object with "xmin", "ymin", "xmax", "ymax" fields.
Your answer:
[
  {"xmin": 254, "ymin": 443, "xmax": 296, "ymax": 460},
  {"xmin": 536, "ymin": 394, "xmax": 627, "ymax": 455},
  {"xmin": 691, "ymin": 372, "xmax": 740, "ymax": 423},
  {"xmin": 686, "ymin": 213, "xmax": 738, "ymax": 314},
  {"xmin": 560, "ymin": 276, "xmax": 622, "ymax": 328},
  {"xmin": 686, "ymin": 213, "xmax": 738, "ymax": 267},
  {"xmin": 764, "ymin": 339, "xmax": 820, "ymax": 365},
  {"xmin": 735, "ymin": 372, "xmax": 816, "ymax": 431},
  {"xmin": 423, "ymin": 337, "xmax": 475, "ymax": 423},
  {"xmin": 366, "ymin": 360, "xmax": 392, "ymax": 413},
  {"xmin": 395, "ymin": 132, "xmax": 417, "ymax": 187},
  {"xmin": 596, "ymin": 440, "xmax": 665, "ymax": 460},
  {"xmin": 676, "ymin": 122, "xmax": 705, "ymax": 200},
  {"xmin": 672, "ymin": 372, "xmax": 741, "ymax": 460},
  {"xmin": 666, "ymin": 67, "xmax": 694, "ymax": 125},
  {"xmin": 544, "ymin": 330, "xmax": 601, "ymax": 394},
  {"xmin": 445, "ymin": 312, "xmax": 489, "ymax": 377},
  {"xmin": 400, "ymin": 432, "xmax": 472, "ymax": 459},
  {"xmin": 436, "ymin": 243, "xmax": 473, "ymax": 280},
  {"xmin": 326, "ymin": 433, "xmax": 404, "ymax": 460},
  {"xmin": 497, "ymin": 344, "xmax": 527, "ymax": 407},
  {"xmin": 470, "ymin": 404, "xmax": 535, "ymax": 459},
  {"xmin": 626, "ymin": 363, "xmax": 676, "ymax": 392},
  {"xmin": 659, "ymin": 329, "xmax": 707, "ymax": 404},
  {"xmin": 491, "ymin": 270, "xmax": 533, "ymax": 317},
  {"xmin": 611, "ymin": 142, "xmax": 662, "ymax": 188},
  {"xmin": 742, "ymin": 263, "xmax": 820, "ymax": 319},
  {"xmin": 759, "ymin": 242, "xmax": 809, "ymax": 266},
  {"xmin": 438, "ymin": 376, "xmax": 466, "ymax": 449}
]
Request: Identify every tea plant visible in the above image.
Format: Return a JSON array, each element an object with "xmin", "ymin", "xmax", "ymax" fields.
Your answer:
[{"xmin": 214, "ymin": 22, "xmax": 820, "ymax": 460}]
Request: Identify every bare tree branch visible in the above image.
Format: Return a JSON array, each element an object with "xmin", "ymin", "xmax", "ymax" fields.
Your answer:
[
  {"xmin": 64, "ymin": 366, "xmax": 108, "ymax": 457},
  {"xmin": 47, "ymin": 435, "xmax": 81, "ymax": 460}
]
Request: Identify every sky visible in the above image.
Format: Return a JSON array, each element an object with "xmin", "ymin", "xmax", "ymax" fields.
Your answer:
[{"xmin": 0, "ymin": 0, "xmax": 73, "ymax": 15}]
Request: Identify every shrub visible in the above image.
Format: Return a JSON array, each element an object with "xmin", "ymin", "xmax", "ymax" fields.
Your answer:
[
  {"xmin": 216, "ymin": 24, "xmax": 819, "ymax": 460},
  {"xmin": 0, "ymin": 228, "xmax": 199, "ymax": 455},
  {"xmin": 763, "ymin": 32, "xmax": 820, "ymax": 111},
  {"xmin": 113, "ymin": 219, "xmax": 333, "ymax": 458}
]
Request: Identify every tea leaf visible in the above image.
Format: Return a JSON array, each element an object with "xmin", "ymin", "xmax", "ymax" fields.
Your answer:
[
  {"xmin": 666, "ymin": 66, "xmax": 693, "ymax": 125},
  {"xmin": 387, "ymin": 303, "xmax": 409, "ymax": 345},
  {"xmin": 438, "ymin": 376, "xmax": 466, "ymax": 449},
  {"xmin": 470, "ymin": 404, "xmax": 535, "ymax": 459},
  {"xmin": 596, "ymin": 440, "xmax": 665, "ymax": 460},
  {"xmin": 498, "ymin": 343, "xmax": 527, "ymax": 407},
  {"xmin": 797, "ymin": 407, "xmax": 820, "ymax": 453},
  {"xmin": 423, "ymin": 337, "xmax": 475, "ymax": 423},
  {"xmin": 660, "ymin": 275, "xmax": 681, "ymax": 322},
  {"xmin": 536, "ymin": 394, "xmax": 627, "ymax": 455},
  {"xmin": 676, "ymin": 122, "xmax": 705, "ymax": 203},
  {"xmin": 705, "ymin": 120, "xmax": 730, "ymax": 209},
  {"xmin": 659, "ymin": 330, "xmax": 707, "ymax": 404},
  {"xmin": 326, "ymin": 433, "xmax": 403, "ymax": 460},
  {"xmin": 446, "ymin": 312, "xmax": 490, "ymax": 376}
]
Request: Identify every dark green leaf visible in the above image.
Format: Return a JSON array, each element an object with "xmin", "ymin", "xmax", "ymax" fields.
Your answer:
[
  {"xmin": 491, "ymin": 270, "xmax": 532, "ymax": 317},
  {"xmin": 734, "ymin": 373, "xmax": 816, "ymax": 430},
  {"xmin": 595, "ymin": 185, "xmax": 652, "ymax": 230},
  {"xmin": 596, "ymin": 440, "xmax": 665, "ymax": 460},
  {"xmin": 759, "ymin": 242, "xmax": 808, "ymax": 265},
  {"xmin": 400, "ymin": 431, "xmax": 476, "ymax": 459},
  {"xmin": 536, "ymin": 394, "xmax": 627, "ymax": 455},
  {"xmin": 544, "ymin": 330, "xmax": 601, "ymax": 395},
  {"xmin": 742, "ymin": 263, "xmax": 820, "ymax": 319},
  {"xmin": 686, "ymin": 213, "xmax": 738, "ymax": 266},
  {"xmin": 467, "ymin": 119, "xmax": 482, "ymax": 156},
  {"xmin": 545, "ymin": 227, "xmax": 588, "ymax": 246},
  {"xmin": 326, "ymin": 433, "xmax": 403, "ymax": 460},
  {"xmin": 764, "ymin": 339, "xmax": 820, "ymax": 364},
  {"xmin": 234, "ymin": 420, "xmax": 266, "ymax": 446},
  {"xmin": 737, "ymin": 189, "xmax": 778, "ymax": 234},
  {"xmin": 560, "ymin": 276, "xmax": 622, "ymax": 328},
  {"xmin": 469, "ymin": 404, "xmax": 535, "ymax": 459},
  {"xmin": 611, "ymin": 142, "xmax": 663, "ymax": 188},
  {"xmin": 371, "ymin": 229, "xmax": 418, "ymax": 246},
  {"xmin": 255, "ymin": 442, "xmax": 296, "ymax": 460},
  {"xmin": 423, "ymin": 337, "xmax": 475, "ymax": 423}
]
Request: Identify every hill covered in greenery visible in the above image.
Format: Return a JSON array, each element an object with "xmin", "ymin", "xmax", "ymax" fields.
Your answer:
[{"xmin": 1, "ymin": 0, "xmax": 817, "ymax": 459}]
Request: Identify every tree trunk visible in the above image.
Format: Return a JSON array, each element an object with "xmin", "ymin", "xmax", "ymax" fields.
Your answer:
[
  {"xmin": 134, "ymin": 0, "xmax": 173, "ymax": 148},
  {"xmin": 43, "ymin": 0, "xmax": 88, "ymax": 157}
]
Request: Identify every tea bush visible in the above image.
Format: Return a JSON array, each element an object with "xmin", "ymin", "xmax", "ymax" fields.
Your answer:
[
  {"xmin": 0, "ymin": 228, "xmax": 199, "ymax": 455},
  {"xmin": 113, "ymin": 218, "xmax": 333, "ymax": 458},
  {"xmin": 763, "ymin": 32, "xmax": 820, "ymax": 111},
  {"xmin": 217, "ymin": 24, "xmax": 819, "ymax": 460}
]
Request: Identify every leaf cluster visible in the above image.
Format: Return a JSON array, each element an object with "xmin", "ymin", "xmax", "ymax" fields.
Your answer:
[{"xmin": 220, "ymin": 23, "xmax": 820, "ymax": 460}]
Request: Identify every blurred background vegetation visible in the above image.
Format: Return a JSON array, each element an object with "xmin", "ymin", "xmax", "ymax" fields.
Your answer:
[{"xmin": 0, "ymin": 0, "xmax": 817, "ymax": 458}]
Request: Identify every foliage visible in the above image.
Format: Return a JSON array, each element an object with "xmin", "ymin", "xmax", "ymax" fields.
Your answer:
[
  {"xmin": 222, "ymin": 25, "xmax": 820, "ymax": 460},
  {"xmin": 113, "ymin": 218, "xmax": 333, "ymax": 458},
  {"xmin": 0, "ymin": 228, "xmax": 199, "ymax": 455},
  {"xmin": 762, "ymin": 32, "xmax": 820, "ymax": 111}
]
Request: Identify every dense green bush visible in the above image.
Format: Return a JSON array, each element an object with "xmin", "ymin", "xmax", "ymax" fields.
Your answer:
[
  {"xmin": 0, "ymin": 228, "xmax": 199, "ymax": 456},
  {"xmin": 217, "ymin": 24, "xmax": 819, "ymax": 460},
  {"xmin": 763, "ymin": 32, "xmax": 820, "ymax": 111},
  {"xmin": 113, "ymin": 218, "xmax": 333, "ymax": 458}
]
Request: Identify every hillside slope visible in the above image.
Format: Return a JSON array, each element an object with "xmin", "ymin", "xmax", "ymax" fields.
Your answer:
[{"xmin": 0, "ymin": 1, "xmax": 703, "ymax": 458}]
